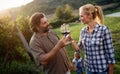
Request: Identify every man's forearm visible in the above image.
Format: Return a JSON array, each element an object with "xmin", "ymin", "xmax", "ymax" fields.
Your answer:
[
  {"xmin": 40, "ymin": 40, "xmax": 64, "ymax": 65},
  {"xmin": 108, "ymin": 64, "xmax": 114, "ymax": 74},
  {"xmin": 40, "ymin": 44, "xmax": 62, "ymax": 65}
]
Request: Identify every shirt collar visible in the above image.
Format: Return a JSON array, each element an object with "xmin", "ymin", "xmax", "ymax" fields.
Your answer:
[
  {"xmin": 35, "ymin": 29, "xmax": 51, "ymax": 38},
  {"xmin": 85, "ymin": 23, "xmax": 100, "ymax": 33},
  {"xmin": 94, "ymin": 23, "xmax": 100, "ymax": 32}
]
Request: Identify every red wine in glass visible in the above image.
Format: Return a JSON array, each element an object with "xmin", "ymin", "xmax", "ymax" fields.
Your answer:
[
  {"xmin": 61, "ymin": 23, "xmax": 70, "ymax": 36},
  {"xmin": 61, "ymin": 31, "xmax": 70, "ymax": 36}
]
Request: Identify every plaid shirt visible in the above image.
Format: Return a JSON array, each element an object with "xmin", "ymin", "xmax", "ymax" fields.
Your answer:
[{"xmin": 78, "ymin": 24, "xmax": 115, "ymax": 72}]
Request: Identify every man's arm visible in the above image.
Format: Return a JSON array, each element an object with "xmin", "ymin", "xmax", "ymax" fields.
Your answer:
[
  {"xmin": 40, "ymin": 36, "xmax": 70, "ymax": 65},
  {"xmin": 108, "ymin": 64, "xmax": 114, "ymax": 74}
]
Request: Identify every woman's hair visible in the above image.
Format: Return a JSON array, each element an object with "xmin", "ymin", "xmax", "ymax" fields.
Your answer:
[
  {"xmin": 79, "ymin": 4, "xmax": 104, "ymax": 25},
  {"xmin": 29, "ymin": 12, "xmax": 45, "ymax": 32}
]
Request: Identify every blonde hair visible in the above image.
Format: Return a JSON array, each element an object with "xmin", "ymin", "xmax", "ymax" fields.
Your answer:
[{"xmin": 79, "ymin": 4, "xmax": 104, "ymax": 25}]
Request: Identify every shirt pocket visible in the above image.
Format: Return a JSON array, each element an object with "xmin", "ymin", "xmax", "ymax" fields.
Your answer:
[{"xmin": 90, "ymin": 38, "xmax": 103, "ymax": 46}]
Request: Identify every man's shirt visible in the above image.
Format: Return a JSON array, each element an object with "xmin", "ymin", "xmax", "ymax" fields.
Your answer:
[{"xmin": 30, "ymin": 29, "xmax": 70, "ymax": 74}]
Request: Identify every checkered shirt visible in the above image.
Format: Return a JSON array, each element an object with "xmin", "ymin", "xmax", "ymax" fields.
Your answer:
[{"xmin": 78, "ymin": 24, "xmax": 115, "ymax": 72}]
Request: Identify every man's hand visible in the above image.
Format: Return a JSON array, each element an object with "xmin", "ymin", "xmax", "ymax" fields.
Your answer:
[
  {"xmin": 108, "ymin": 64, "xmax": 114, "ymax": 74},
  {"xmin": 69, "ymin": 62, "xmax": 74, "ymax": 70},
  {"xmin": 57, "ymin": 34, "xmax": 71, "ymax": 48}
]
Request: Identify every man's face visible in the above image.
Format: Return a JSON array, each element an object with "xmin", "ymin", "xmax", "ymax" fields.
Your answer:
[{"xmin": 39, "ymin": 17, "xmax": 49, "ymax": 33}]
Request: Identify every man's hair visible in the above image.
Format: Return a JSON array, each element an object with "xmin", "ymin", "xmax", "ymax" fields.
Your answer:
[{"xmin": 29, "ymin": 12, "xmax": 45, "ymax": 32}]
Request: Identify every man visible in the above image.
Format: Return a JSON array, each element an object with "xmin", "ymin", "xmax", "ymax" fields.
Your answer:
[{"xmin": 29, "ymin": 12, "xmax": 72, "ymax": 74}]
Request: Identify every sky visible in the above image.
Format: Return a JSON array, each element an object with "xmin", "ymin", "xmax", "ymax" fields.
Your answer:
[{"xmin": 0, "ymin": 0, "xmax": 33, "ymax": 11}]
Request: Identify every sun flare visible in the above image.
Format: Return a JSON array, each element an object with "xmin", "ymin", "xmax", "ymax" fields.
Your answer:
[{"xmin": 0, "ymin": 0, "xmax": 33, "ymax": 11}]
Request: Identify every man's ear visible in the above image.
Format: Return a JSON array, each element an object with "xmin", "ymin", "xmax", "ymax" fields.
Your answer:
[{"xmin": 35, "ymin": 26, "xmax": 40, "ymax": 32}]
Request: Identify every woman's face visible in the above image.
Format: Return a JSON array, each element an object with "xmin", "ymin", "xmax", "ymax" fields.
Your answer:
[{"xmin": 79, "ymin": 10, "xmax": 92, "ymax": 24}]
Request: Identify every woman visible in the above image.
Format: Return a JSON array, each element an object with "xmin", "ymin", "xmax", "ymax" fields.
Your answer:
[{"xmin": 71, "ymin": 4, "xmax": 115, "ymax": 74}]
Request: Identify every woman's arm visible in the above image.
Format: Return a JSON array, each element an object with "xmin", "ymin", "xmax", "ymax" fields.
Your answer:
[{"xmin": 103, "ymin": 27, "xmax": 115, "ymax": 74}]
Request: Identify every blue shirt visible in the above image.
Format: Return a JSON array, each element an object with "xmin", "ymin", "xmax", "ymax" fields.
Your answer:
[
  {"xmin": 78, "ymin": 24, "xmax": 115, "ymax": 72},
  {"xmin": 72, "ymin": 58, "xmax": 83, "ymax": 73}
]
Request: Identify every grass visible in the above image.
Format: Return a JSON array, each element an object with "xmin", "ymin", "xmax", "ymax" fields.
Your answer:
[{"xmin": 54, "ymin": 17, "xmax": 120, "ymax": 74}]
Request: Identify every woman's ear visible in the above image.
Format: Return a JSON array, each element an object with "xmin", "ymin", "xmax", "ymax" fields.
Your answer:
[{"xmin": 88, "ymin": 13, "xmax": 93, "ymax": 19}]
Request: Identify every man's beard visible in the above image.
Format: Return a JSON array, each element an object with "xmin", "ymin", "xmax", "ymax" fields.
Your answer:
[
  {"xmin": 39, "ymin": 25, "xmax": 50, "ymax": 33},
  {"xmin": 43, "ymin": 28, "xmax": 49, "ymax": 33}
]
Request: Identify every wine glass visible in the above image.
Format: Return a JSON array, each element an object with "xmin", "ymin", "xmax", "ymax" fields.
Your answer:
[
  {"xmin": 60, "ymin": 23, "xmax": 70, "ymax": 36},
  {"xmin": 60, "ymin": 23, "xmax": 73, "ymax": 45}
]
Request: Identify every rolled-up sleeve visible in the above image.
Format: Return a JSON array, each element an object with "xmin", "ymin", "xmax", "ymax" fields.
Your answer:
[
  {"xmin": 30, "ymin": 38, "xmax": 45, "ymax": 66},
  {"xmin": 103, "ymin": 27, "xmax": 115, "ymax": 64}
]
